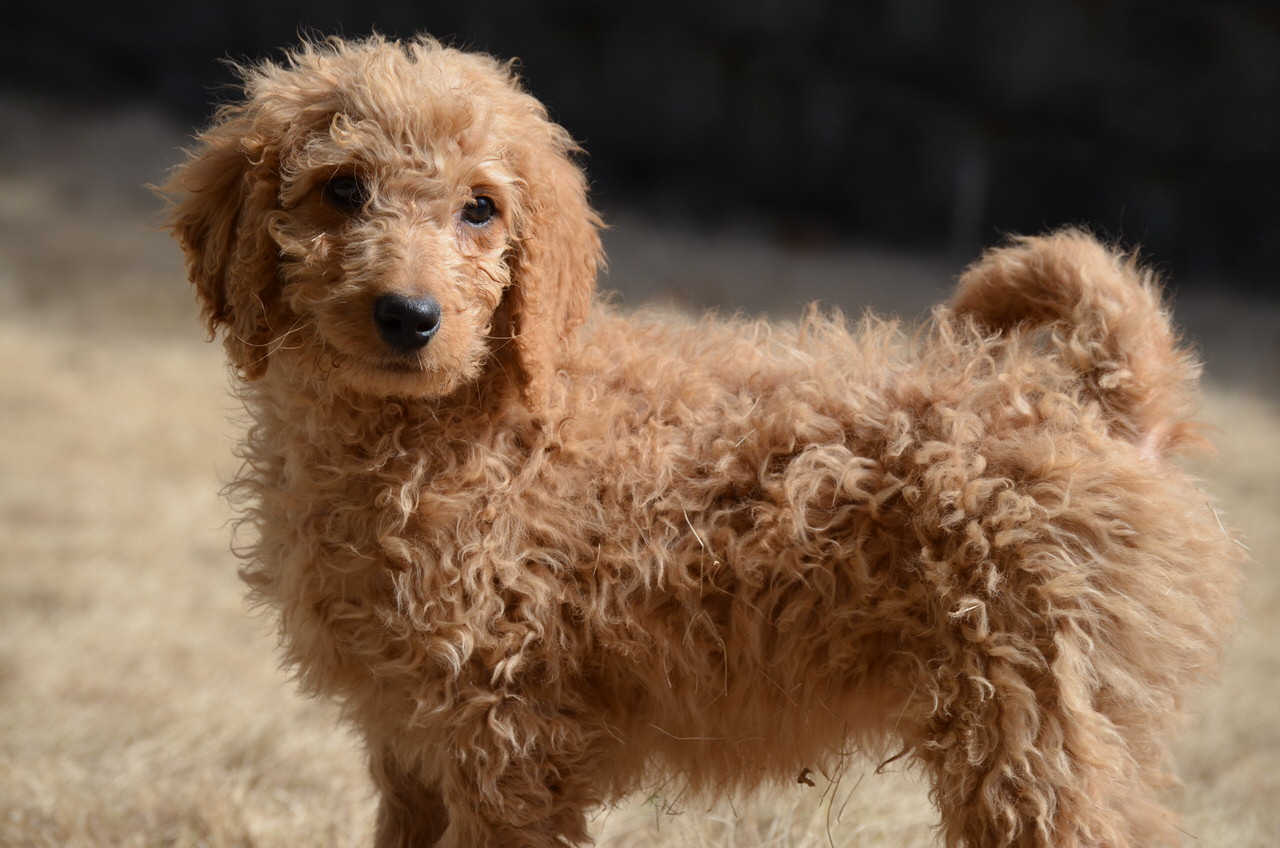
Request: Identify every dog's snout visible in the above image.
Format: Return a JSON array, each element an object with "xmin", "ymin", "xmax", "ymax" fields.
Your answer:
[{"xmin": 374, "ymin": 294, "xmax": 442, "ymax": 350}]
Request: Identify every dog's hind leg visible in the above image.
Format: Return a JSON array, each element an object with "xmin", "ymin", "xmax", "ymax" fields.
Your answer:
[{"xmin": 904, "ymin": 592, "xmax": 1182, "ymax": 848}]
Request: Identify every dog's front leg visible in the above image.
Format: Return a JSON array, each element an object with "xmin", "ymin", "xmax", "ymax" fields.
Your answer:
[
  {"xmin": 371, "ymin": 746, "xmax": 450, "ymax": 848},
  {"xmin": 426, "ymin": 697, "xmax": 602, "ymax": 848}
]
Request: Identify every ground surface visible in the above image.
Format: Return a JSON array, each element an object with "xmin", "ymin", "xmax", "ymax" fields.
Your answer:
[{"xmin": 1, "ymin": 97, "xmax": 1276, "ymax": 846}]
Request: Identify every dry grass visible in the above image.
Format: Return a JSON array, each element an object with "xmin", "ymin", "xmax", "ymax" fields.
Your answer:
[{"xmin": 1, "ymin": 97, "xmax": 1276, "ymax": 846}]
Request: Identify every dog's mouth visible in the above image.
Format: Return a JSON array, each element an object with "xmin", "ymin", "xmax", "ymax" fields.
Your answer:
[
  {"xmin": 372, "ymin": 353, "xmax": 429, "ymax": 375},
  {"xmin": 321, "ymin": 343, "xmax": 476, "ymax": 400}
]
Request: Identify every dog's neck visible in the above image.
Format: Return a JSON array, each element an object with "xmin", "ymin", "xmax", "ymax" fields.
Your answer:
[{"xmin": 241, "ymin": 353, "xmax": 538, "ymax": 470}]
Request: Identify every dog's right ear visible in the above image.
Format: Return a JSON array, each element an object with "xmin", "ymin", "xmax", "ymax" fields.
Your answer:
[{"xmin": 160, "ymin": 109, "xmax": 284, "ymax": 379}]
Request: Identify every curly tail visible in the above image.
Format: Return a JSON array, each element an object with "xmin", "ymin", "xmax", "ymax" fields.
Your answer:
[{"xmin": 951, "ymin": 229, "xmax": 1205, "ymax": 456}]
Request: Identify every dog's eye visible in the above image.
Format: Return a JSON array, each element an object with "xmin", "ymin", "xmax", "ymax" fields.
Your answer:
[
  {"xmin": 325, "ymin": 175, "xmax": 369, "ymax": 211},
  {"xmin": 461, "ymin": 195, "xmax": 497, "ymax": 226}
]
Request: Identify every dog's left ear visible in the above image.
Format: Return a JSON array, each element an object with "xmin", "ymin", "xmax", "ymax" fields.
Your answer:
[{"xmin": 504, "ymin": 126, "xmax": 603, "ymax": 412}]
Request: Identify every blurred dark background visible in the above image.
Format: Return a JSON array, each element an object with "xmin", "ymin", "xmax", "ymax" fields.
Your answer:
[{"xmin": 3, "ymin": 0, "xmax": 1277, "ymax": 290}]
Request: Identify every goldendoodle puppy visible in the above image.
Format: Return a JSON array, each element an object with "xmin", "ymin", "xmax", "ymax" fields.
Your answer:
[{"xmin": 161, "ymin": 35, "xmax": 1241, "ymax": 848}]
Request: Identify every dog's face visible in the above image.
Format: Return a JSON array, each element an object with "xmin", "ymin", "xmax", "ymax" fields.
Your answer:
[
  {"xmin": 163, "ymin": 37, "xmax": 601, "ymax": 405},
  {"xmin": 266, "ymin": 84, "xmax": 521, "ymax": 400}
]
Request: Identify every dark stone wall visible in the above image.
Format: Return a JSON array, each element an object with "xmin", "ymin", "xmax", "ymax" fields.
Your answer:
[{"xmin": 5, "ymin": 0, "xmax": 1276, "ymax": 287}]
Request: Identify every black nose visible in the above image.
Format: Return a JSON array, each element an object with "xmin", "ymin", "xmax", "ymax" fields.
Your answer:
[{"xmin": 374, "ymin": 294, "xmax": 441, "ymax": 350}]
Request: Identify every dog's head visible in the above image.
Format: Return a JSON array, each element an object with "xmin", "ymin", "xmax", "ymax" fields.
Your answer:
[{"xmin": 161, "ymin": 35, "xmax": 602, "ymax": 408}]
